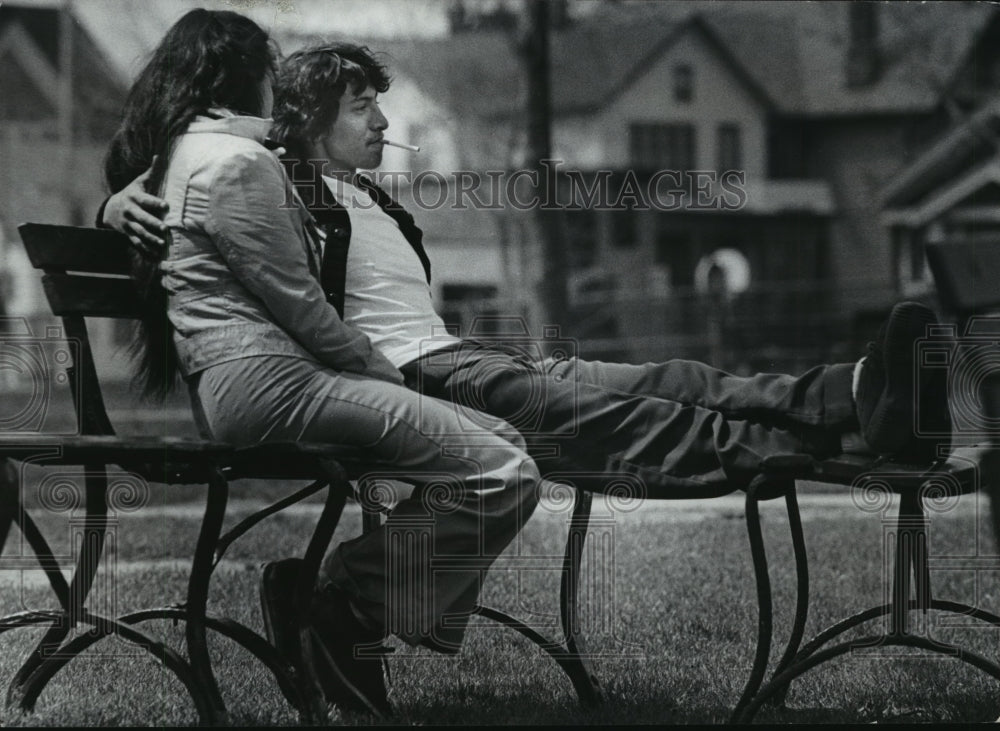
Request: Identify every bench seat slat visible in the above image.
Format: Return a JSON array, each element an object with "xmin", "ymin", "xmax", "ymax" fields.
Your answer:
[{"xmin": 20, "ymin": 223, "xmax": 134, "ymax": 275}]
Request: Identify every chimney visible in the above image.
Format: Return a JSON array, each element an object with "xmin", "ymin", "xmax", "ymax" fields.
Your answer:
[
  {"xmin": 448, "ymin": 0, "xmax": 467, "ymax": 34},
  {"xmin": 846, "ymin": 1, "xmax": 881, "ymax": 87},
  {"xmin": 549, "ymin": 0, "xmax": 571, "ymax": 30}
]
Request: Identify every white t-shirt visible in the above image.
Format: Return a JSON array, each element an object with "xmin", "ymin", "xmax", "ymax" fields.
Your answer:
[{"xmin": 323, "ymin": 176, "xmax": 459, "ymax": 367}]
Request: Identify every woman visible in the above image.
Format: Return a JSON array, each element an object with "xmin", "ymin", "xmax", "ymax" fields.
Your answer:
[{"xmin": 103, "ymin": 9, "xmax": 539, "ymax": 716}]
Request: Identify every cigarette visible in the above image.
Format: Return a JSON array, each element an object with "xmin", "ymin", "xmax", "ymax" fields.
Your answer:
[{"xmin": 383, "ymin": 139, "xmax": 420, "ymax": 152}]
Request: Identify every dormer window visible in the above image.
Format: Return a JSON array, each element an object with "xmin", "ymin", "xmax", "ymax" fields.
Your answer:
[{"xmin": 673, "ymin": 64, "xmax": 694, "ymax": 102}]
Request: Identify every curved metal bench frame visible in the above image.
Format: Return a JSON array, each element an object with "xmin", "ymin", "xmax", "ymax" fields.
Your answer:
[
  {"xmin": 0, "ymin": 223, "xmax": 603, "ymax": 723},
  {"xmin": 730, "ymin": 452, "xmax": 1000, "ymax": 724}
]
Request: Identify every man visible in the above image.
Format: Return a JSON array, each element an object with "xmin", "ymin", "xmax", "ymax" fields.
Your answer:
[
  {"xmin": 102, "ymin": 42, "xmax": 951, "ymax": 717},
  {"xmin": 266, "ymin": 42, "xmax": 950, "ymax": 478}
]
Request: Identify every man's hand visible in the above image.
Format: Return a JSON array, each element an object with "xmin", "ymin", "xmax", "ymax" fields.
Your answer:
[{"xmin": 102, "ymin": 159, "xmax": 170, "ymax": 255}]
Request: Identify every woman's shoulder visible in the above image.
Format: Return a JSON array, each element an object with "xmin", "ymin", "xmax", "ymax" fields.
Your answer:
[{"xmin": 174, "ymin": 128, "xmax": 283, "ymax": 184}]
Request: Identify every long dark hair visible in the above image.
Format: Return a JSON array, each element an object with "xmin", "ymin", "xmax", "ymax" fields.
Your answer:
[
  {"xmin": 271, "ymin": 43, "xmax": 390, "ymax": 161},
  {"xmin": 104, "ymin": 9, "xmax": 276, "ymax": 399}
]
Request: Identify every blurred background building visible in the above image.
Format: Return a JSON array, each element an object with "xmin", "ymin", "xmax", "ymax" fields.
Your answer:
[{"xmin": 2, "ymin": 0, "xmax": 999, "ymax": 431}]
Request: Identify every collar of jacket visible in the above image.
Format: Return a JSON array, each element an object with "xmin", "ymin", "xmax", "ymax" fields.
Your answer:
[
  {"xmin": 282, "ymin": 159, "xmax": 432, "ymax": 285},
  {"xmin": 185, "ymin": 109, "xmax": 274, "ymax": 142}
]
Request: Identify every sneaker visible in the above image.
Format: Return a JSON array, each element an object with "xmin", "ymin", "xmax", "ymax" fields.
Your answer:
[
  {"xmin": 260, "ymin": 558, "xmax": 391, "ymax": 719},
  {"xmin": 260, "ymin": 558, "xmax": 306, "ymax": 674},
  {"xmin": 856, "ymin": 302, "xmax": 938, "ymax": 455},
  {"xmin": 308, "ymin": 583, "xmax": 392, "ymax": 719}
]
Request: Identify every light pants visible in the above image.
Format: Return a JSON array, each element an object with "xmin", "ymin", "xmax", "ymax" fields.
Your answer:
[{"xmin": 192, "ymin": 355, "xmax": 540, "ymax": 650}]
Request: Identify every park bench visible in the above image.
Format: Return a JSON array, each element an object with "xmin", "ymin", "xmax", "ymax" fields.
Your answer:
[
  {"xmin": 0, "ymin": 223, "xmax": 604, "ymax": 724},
  {"xmin": 722, "ymin": 237, "xmax": 1000, "ymax": 722},
  {"xmin": 9, "ymin": 222, "xmax": 1000, "ymax": 725}
]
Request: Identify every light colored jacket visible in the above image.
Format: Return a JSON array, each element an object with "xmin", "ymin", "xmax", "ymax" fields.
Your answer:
[{"xmin": 159, "ymin": 112, "xmax": 377, "ymax": 378}]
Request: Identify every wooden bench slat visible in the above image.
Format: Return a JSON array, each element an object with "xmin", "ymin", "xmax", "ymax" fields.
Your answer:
[
  {"xmin": 19, "ymin": 223, "xmax": 134, "ymax": 275},
  {"xmin": 42, "ymin": 273, "xmax": 141, "ymax": 319}
]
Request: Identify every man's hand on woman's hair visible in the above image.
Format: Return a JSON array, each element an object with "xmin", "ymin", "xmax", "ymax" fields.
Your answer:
[{"xmin": 103, "ymin": 157, "xmax": 170, "ymax": 254}]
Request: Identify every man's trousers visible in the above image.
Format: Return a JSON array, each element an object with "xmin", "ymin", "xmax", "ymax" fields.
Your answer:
[{"xmin": 403, "ymin": 342, "xmax": 857, "ymax": 493}]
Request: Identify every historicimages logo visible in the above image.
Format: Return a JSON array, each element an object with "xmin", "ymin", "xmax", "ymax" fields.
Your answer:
[{"xmin": 916, "ymin": 316, "xmax": 1000, "ymax": 442}]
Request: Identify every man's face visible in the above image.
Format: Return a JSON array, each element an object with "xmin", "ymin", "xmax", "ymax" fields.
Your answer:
[{"xmin": 319, "ymin": 83, "xmax": 389, "ymax": 173}]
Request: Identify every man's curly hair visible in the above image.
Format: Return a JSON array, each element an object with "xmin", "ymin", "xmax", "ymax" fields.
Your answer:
[{"xmin": 272, "ymin": 42, "xmax": 391, "ymax": 158}]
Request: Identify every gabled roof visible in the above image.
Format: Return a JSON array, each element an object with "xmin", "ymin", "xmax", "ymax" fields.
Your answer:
[
  {"xmin": 287, "ymin": 11, "xmax": 779, "ymax": 120},
  {"xmin": 881, "ymin": 95, "xmax": 1000, "ymax": 210},
  {"xmin": 319, "ymin": 1, "xmax": 996, "ymax": 120},
  {"xmin": 6, "ymin": 0, "xmax": 994, "ymax": 121},
  {"xmin": 590, "ymin": 0, "xmax": 995, "ymax": 116}
]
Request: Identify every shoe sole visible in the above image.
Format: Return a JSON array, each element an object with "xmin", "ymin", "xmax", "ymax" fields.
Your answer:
[
  {"xmin": 863, "ymin": 303, "xmax": 937, "ymax": 453},
  {"xmin": 260, "ymin": 559, "xmax": 302, "ymax": 657},
  {"xmin": 308, "ymin": 628, "xmax": 390, "ymax": 720},
  {"xmin": 261, "ymin": 560, "xmax": 388, "ymax": 720}
]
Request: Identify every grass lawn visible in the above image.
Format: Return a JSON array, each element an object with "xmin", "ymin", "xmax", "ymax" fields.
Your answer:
[{"xmin": 1, "ymin": 480, "xmax": 1000, "ymax": 726}]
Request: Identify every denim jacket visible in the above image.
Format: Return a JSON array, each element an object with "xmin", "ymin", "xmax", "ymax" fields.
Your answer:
[{"xmin": 158, "ymin": 112, "xmax": 375, "ymax": 377}]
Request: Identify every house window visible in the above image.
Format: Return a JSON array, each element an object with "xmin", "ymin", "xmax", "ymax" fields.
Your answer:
[
  {"xmin": 629, "ymin": 123, "xmax": 695, "ymax": 172},
  {"xmin": 673, "ymin": 64, "xmax": 693, "ymax": 102},
  {"xmin": 717, "ymin": 123, "xmax": 742, "ymax": 172}
]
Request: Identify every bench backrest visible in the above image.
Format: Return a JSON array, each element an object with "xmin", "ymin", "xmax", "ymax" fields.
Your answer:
[
  {"xmin": 17, "ymin": 223, "xmax": 145, "ymax": 436},
  {"xmin": 19, "ymin": 223, "xmax": 143, "ymax": 319},
  {"xmin": 926, "ymin": 238, "xmax": 1000, "ymax": 442},
  {"xmin": 926, "ymin": 239, "xmax": 1000, "ymax": 320}
]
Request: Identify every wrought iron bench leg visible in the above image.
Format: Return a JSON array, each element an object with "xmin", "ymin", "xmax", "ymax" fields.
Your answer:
[
  {"xmin": 0, "ymin": 458, "xmax": 71, "ymax": 605},
  {"xmin": 0, "ymin": 459, "xmax": 19, "ymax": 559},
  {"xmin": 353, "ymin": 477, "xmax": 604, "ymax": 707},
  {"xmin": 738, "ymin": 634, "xmax": 1000, "ymax": 722},
  {"xmin": 293, "ymin": 464, "xmax": 350, "ymax": 723},
  {"xmin": 730, "ymin": 475, "xmax": 775, "ymax": 722},
  {"xmin": 730, "ymin": 476, "xmax": 808, "ymax": 723},
  {"xmin": 768, "ymin": 487, "xmax": 810, "ymax": 708},
  {"xmin": 734, "ymin": 481, "xmax": 1000, "ymax": 724},
  {"xmin": 10, "ymin": 607, "xmax": 308, "ymax": 722},
  {"xmin": 14, "ymin": 609, "xmax": 215, "ymax": 721},
  {"xmin": 559, "ymin": 487, "xmax": 602, "ymax": 706},
  {"xmin": 7, "ymin": 464, "xmax": 109, "ymax": 710},
  {"xmin": 474, "ymin": 484, "xmax": 602, "ymax": 707},
  {"xmin": 183, "ymin": 467, "xmax": 230, "ymax": 724},
  {"xmin": 3, "ymin": 465, "xmax": 333, "ymax": 724}
]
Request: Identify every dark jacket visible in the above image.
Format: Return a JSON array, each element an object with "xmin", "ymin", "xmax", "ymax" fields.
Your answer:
[{"xmin": 284, "ymin": 160, "xmax": 432, "ymax": 318}]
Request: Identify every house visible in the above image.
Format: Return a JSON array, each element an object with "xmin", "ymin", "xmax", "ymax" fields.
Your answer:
[
  {"xmin": 363, "ymin": 0, "xmax": 999, "ymax": 371},
  {"xmin": 3, "ymin": 0, "xmax": 999, "ymax": 391}
]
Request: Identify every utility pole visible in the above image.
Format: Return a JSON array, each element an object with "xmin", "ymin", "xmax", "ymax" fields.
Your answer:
[{"xmin": 520, "ymin": 0, "xmax": 569, "ymax": 332}]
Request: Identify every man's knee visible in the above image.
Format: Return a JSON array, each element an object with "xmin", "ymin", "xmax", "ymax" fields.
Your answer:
[{"xmin": 482, "ymin": 447, "xmax": 541, "ymax": 523}]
